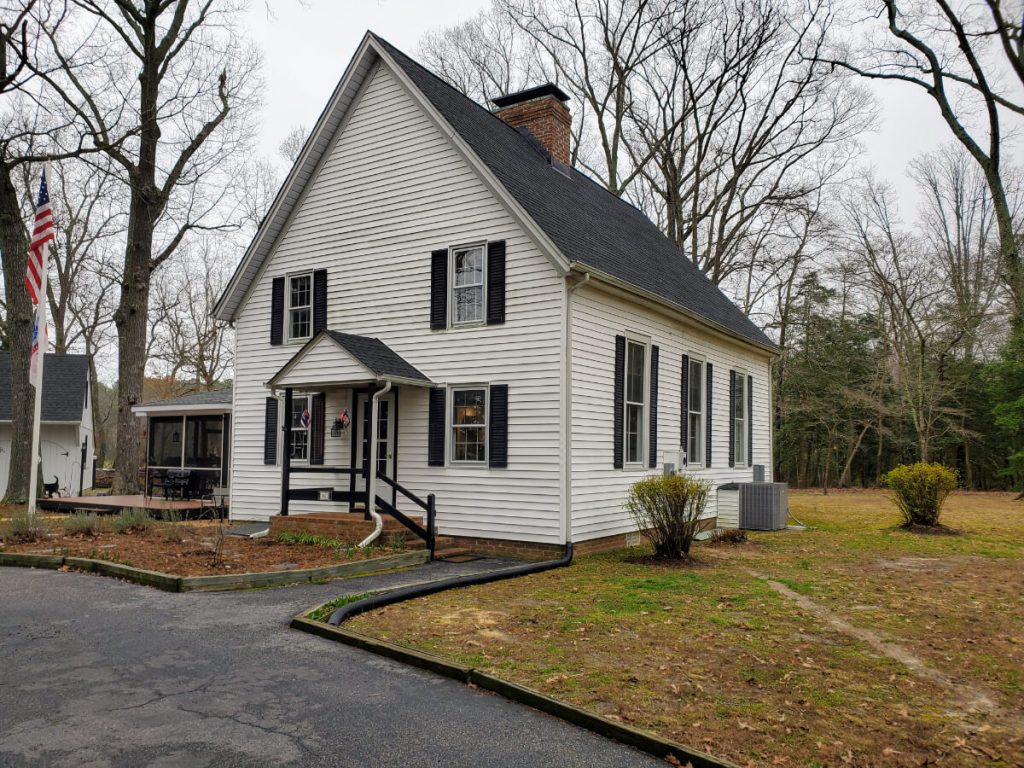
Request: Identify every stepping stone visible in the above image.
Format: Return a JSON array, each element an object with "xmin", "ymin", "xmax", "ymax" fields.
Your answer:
[{"xmin": 226, "ymin": 524, "xmax": 269, "ymax": 538}]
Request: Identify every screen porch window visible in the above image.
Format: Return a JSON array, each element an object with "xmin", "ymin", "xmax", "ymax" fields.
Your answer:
[
  {"xmin": 688, "ymin": 357, "xmax": 704, "ymax": 465},
  {"xmin": 451, "ymin": 246, "xmax": 485, "ymax": 324},
  {"xmin": 288, "ymin": 273, "xmax": 312, "ymax": 340},
  {"xmin": 289, "ymin": 395, "xmax": 311, "ymax": 462},
  {"xmin": 451, "ymin": 387, "xmax": 487, "ymax": 462},
  {"xmin": 733, "ymin": 374, "xmax": 748, "ymax": 466},
  {"xmin": 624, "ymin": 340, "xmax": 646, "ymax": 464}
]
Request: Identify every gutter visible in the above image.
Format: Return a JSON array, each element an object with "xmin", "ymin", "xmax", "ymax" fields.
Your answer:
[
  {"xmin": 358, "ymin": 380, "xmax": 393, "ymax": 548},
  {"xmin": 328, "ymin": 543, "xmax": 574, "ymax": 625},
  {"xmin": 562, "ymin": 272, "xmax": 591, "ymax": 545}
]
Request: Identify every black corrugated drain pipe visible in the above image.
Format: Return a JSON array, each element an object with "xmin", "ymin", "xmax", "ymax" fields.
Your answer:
[{"xmin": 328, "ymin": 543, "xmax": 573, "ymax": 625}]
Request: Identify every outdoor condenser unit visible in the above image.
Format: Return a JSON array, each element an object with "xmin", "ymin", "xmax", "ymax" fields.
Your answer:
[{"xmin": 716, "ymin": 481, "xmax": 789, "ymax": 531}]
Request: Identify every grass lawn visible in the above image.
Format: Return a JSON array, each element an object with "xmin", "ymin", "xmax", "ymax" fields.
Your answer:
[{"xmin": 350, "ymin": 490, "xmax": 1024, "ymax": 767}]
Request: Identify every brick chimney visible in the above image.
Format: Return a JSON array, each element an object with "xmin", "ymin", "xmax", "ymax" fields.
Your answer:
[{"xmin": 493, "ymin": 84, "xmax": 571, "ymax": 166}]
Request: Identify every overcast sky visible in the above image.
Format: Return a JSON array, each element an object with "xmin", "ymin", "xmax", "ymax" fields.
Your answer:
[{"xmin": 240, "ymin": 0, "xmax": 972, "ymax": 216}]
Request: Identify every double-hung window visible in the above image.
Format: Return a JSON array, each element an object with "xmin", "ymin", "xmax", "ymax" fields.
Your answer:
[
  {"xmin": 287, "ymin": 273, "xmax": 312, "ymax": 341},
  {"xmin": 733, "ymin": 374, "xmax": 748, "ymax": 466},
  {"xmin": 451, "ymin": 387, "xmax": 487, "ymax": 462},
  {"xmin": 687, "ymin": 357, "xmax": 704, "ymax": 465},
  {"xmin": 288, "ymin": 394, "xmax": 312, "ymax": 462},
  {"xmin": 451, "ymin": 245, "xmax": 485, "ymax": 325},
  {"xmin": 624, "ymin": 339, "xmax": 647, "ymax": 465}
]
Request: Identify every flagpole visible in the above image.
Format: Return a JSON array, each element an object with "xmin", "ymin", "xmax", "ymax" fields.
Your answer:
[{"xmin": 26, "ymin": 162, "xmax": 51, "ymax": 517}]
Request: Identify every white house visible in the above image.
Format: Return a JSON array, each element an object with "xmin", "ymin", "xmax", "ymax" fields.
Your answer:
[
  {"xmin": 213, "ymin": 33, "xmax": 777, "ymax": 555},
  {"xmin": 0, "ymin": 352, "xmax": 95, "ymax": 497}
]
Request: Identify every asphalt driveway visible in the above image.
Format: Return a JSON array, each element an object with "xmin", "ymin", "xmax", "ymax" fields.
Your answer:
[{"xmin": 0, "ymin": 562, "xmax": 662, "ymax": 767}]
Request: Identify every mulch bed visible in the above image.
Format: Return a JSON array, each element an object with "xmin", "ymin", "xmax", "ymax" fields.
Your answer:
[{"xmin": 1, "ymin": 522, "xmax": 402, "ymax": 577}]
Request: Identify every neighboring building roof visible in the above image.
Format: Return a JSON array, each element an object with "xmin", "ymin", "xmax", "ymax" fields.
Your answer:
[
  {"xmin": 215, "ymin": 33, "xmax": 775, "ymax": 352},
  {"xmin": 323, "ymin": 331, "xmax": 430, "ymax": 382},
  {"xmin": 137, "ymin": 387, "xmax": 234, "ymax": 410},
  {"xmin": 0, "ymin": 352, "xmax": 89, "ymax": 423}
]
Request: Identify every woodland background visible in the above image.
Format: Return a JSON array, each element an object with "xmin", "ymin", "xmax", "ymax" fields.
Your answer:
[{"xmin": 0, "ymin": 0, "xmax": 1021, "ymax": 498}]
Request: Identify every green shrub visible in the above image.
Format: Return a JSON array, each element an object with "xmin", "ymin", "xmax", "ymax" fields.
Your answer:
[
  {"xmin": 881, "ymin": 462, "xmax": 957, "ymax": 527},
  {"xmin": 1, "ymin": 508, "xmax": 48, "ymax": 543},
  {"xmin": 625, "ymin": 474, "xmax": 711, "ymax": 559},
  {"xmin": 111, "ymin": 507, "xmax": 154, "ymax": 534},
  {"xmin": 63, "ymin": 512, "xmax": 104, "ymax": 536}
]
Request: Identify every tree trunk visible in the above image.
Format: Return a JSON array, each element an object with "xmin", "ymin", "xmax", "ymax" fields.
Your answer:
[
  {"xmin": 839, "ymin": 423, "xmax": 870, "ymax": 488},
  {"xmin": 0, "ymin": 163, "xmax": 36, "ymax": 504}
]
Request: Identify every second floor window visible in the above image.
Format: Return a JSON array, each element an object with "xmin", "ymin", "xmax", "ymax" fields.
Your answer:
[
  {"xmin": 451, "ymin": 245, "xmax": 485, "ymax": 325},
  {"xmin": 288, "ymin": 273, "xmax": 312, "ymax": 340}
]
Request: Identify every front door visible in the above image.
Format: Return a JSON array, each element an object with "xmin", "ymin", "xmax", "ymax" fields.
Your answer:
[{"xmin": 355, "ymin": 392, "xmax": 396, "ymax": 497}]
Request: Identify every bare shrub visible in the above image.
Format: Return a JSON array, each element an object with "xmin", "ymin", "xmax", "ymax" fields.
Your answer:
[
  {"xmin": 625, "ymin": 475, "xmax": 711, "ymax": 559},
  {"xmin": 1, "ymin": 508, "xmax": 48, "ymax": 543},
  {"xmin": 881, "ymin": 463, "xmax": 957, "ymax": 527},
  {"xmin": 111, "ymin": 507, "xmax": 153, "ymax": 535},
  {"xmin": 63, "ymin": 512, "xmax": 104, "ymax": 537}
]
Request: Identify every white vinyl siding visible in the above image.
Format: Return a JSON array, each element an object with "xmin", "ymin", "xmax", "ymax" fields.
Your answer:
[
  {"xmin": 569, "ymin": 281, "xmax": 773, "ymax": 542},
  {"xmin": 229, "ymin": 61, "xmax": 565, "ymax": 542}
]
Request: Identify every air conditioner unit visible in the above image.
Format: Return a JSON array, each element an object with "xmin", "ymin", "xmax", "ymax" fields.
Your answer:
[{"xmin": 716, "ymin": 482, "xmax": 788, "ymax": 531}]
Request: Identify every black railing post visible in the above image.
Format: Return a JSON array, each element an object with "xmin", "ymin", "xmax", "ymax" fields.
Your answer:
[
  {"xmin": 427, "ymin": 493, "xmax": 436, "ymax": 559},
  {"xmin": 281, "ymin": 388, "xmax": 292, "ymax": 516}
]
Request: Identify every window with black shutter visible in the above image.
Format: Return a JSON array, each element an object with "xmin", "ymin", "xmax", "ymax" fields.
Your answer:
[
  {"xmin": 430, "ymin": 249, "xmax": 448, "ymax": 330},
  {"xmin": 613, "ymin": 335, "xmax": 625, "ymax": 469},
  {"xmin": 729, "ymin": 370, "xmax": 737, "ymax": 468},
  {"xmin": 486, "ymin": 240, "xmax": 506, "ymax": 325},
  {"xmin": 705, "ymin": 363, "xmax": 713, "ymax": 467},
  {"xmin": 488, "ymin": 384, "xmax": 508, "ymax": 467},
  {"xmin": 681, "ymin": 354, "xmax": 689, "ymax": 465},
  {"xmin": 428, "ymin": 387, "xmax": 446, "ymax": 466},
  {"xmin": 263, "ymin": 397, "xmax": 278, "ymax": 465},
  {"xmin": 747, "ymin": 374, "xmax": 754, "ymax": 467},
  {"xmin": 648, "ymin": 345, "xmax": 659, "ymax": 468}
]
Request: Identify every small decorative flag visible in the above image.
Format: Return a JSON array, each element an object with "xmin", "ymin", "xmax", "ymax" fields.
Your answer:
[{"xmin": 300, "ymin": 407, "xmax": 311, "ymax": 428}]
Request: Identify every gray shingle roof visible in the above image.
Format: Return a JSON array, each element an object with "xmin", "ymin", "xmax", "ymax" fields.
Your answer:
[
  {"xmin": 139, "ymin": 387, "xmax": 234, "ymax": 409},
  {"xmin": 324, "ymin": 331, "xmax": 430, "ymax": 382},
  {"xmin": 0, "ymin": 352, "xmax": 89, "ymax": 422},
  {"xmin": 374, "ymin": 35, "xmax": 774, "ymax": 350}
]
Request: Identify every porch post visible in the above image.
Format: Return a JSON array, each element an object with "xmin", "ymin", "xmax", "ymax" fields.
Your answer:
[{"xmin": 281, "ymin": 388, "xmax": 292, "ymax": 516}]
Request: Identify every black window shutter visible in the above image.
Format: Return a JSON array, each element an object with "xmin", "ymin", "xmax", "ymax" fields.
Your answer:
[
  {"xmin": 270, "ymin": 277, "xmax": 285, "ymax": 346},
  {"xmin": 486, "ymin": 240, "xmax": 506, "ymax": 325},
  {"xmin": 489, "ymin": 384, "xmax": 509, "ymax": 468},
  {"xmin": 648, "ymin": 345, "xmax": 659, "ymax": 468},
  {"xmin": 428, "ymin": 387, "xmax": 446, "ymax": 466},
  {"xmin": 430, "ymin": 249, "xmax": 448, "ymax": 330},
  {"xmin": 705, "ymin": 363, "xmax": 713, "ymax": 468},
  {"xmin": 680, "ymin": 354, "xmax": 689, "ymax": 465},
  {"xmin": 728, "ymin": 370, "xmax": 737, "ymax": 468},
  {"xmin": 310, "ymin": 393, "xmax": 326, "ymax": 465},
  {"xmin": 312, "ymin": 269, "xmax": 327, "ymax": 335},
  {"xmin": 263, "ymin": 397, "xmax": 278, "ymax": 465},
  {"xmin": 747, "ymin": 374, "xmax": 754, "ymax": 467},
  {"xmin": 613, "ymin": 335, "xmax": 625, "ymax": 469}
]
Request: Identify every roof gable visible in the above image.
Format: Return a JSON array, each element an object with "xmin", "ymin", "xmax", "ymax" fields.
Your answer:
[
  {"xmin": 0, "ymin": 352, "xmax": 89, "ymax": 423},
  {"xmin": 268, "ymin": 331, "xmax": 431, "ymax": 389},
  {"xmin": 217, "ymin": 32, "xmax": 774, "ymax": 352}
]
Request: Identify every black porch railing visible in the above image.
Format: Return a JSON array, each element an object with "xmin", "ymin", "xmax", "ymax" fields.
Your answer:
[{"xmin": 284, "ymin": 465, "xmax": 436, "ymax": 557}]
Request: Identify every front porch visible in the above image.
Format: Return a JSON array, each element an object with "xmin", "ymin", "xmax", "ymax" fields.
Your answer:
[{"xmin": 269, "ymin": 330, "xmax": 437, "ymax": 554}]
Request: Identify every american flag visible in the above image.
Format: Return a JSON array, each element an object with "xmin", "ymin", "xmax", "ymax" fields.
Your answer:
[
  {"xmin": 300, "ymin": 407, "xmax": 311, "ymax": 428},
  {"xmin": 25, "ymin": 168, "xmax": 53, "ymax": 304},
  {"xmin": 26, "ymin": 169, "xmax": 53, "ymax": 387}
]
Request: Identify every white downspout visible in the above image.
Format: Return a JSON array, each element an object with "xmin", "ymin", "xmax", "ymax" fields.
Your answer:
[
  {"xmin": 562, "ymin": 271, "xmax": 590, "ymax": 545},
  {"xmin": 359, "ymin": 379, "xmax": 392, "ymax": 548}
]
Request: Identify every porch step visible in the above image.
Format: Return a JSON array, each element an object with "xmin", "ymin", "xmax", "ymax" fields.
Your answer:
[{"xmin": 270, "ymin": 511, "xmax": 424, "ymax": 547}]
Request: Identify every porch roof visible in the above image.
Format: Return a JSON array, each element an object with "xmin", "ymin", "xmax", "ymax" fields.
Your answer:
[{"xmin": 267, "ymin": 330, "xmax": 432, "ymax": 390}]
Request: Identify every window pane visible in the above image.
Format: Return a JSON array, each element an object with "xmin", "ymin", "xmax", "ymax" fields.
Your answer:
[
  {"xmin": 290, "ymin": 275, "xmax": 311, "ymax": 308},
  {"xmin": 290, "ymin": 307, "xmax": 310, "ymax": 339},
  {"xmin": 185, "ymin": 416, "xmax": 223, "ymax": 468},
  {"xmin": 454, "ymin": 248, "xmax": 483, "ymax": 287},
  {"xmin": 688, "ymin": 413, "xmax": 701, "ymax": 462},
  {"xmin": 453, "ymin": 389, "xmax": 486, "ymax": 425},
  {"xmin": 148, "ymin": 417, "xmax": 182, "ymax": 466},
  {"xmin": 290, "ymin": 431, "xmax": 309, "ymax": 461},
  {"xmin": 626, "ymin": 403, "xmax": 642, "ymax": 463},
  {"xmin": 454, "ymin": 285, "xmax": 483, "ymax": 323},
  {"xmin": 626, "ymin": 342, "xmax": 645, "ymax": 403},
  {"xmin": 733, "ymin": 378, "xmax": 744, "ymax": 419},
  {"xmin": 290, "ymin": 398, "xmax": 310, "ymax": 428},
  {"xmin": 453, "ymin": 426, "xmax": 486, "ymax": 462},
  {"xmin": 689, "ymin": 360, "xmax": 702, "ymax": 411}
]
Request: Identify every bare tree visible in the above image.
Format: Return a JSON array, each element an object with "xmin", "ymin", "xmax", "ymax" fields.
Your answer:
[
  {"xmin": 29, "ymin": 0, "xmax": 260, "ymax": 492},
  {"xmin": 277, "ymin": 124, "xmax": 308, "ymax": 165},
  {"xmin": 822, "ymin": 0, "xmax": 1024, "ymax": 323}
]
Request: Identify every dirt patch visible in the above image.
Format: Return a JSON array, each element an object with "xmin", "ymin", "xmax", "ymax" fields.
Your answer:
[{"xmin": 2, "ymin": 521, "xmax": 410, "ymax": 576}]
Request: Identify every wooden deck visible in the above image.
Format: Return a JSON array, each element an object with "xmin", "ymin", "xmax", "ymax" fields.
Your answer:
[{"xmin": 38, "ymin": 495, "xmax": 206, "ymax": 514}]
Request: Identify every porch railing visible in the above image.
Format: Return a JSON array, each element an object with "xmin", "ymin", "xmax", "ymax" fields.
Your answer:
[{"xmin": 376, "ymin": 471, "xmax": 436, "ymax": 555}]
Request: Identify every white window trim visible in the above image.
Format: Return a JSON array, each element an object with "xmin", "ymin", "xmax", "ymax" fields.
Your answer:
[
  {"xmin": 733, "ymin": 370, "xmax": 748, "ymax": 469},
  {"xmin": 686, "ymin": 354, "xmax": 706, "ymax": 468},
  {"xmin": 283, "ymin": 393, "xmax": 312, "ymax": 465},
  {"xmin": 448, "ymin": 384, "xmax": 489, "ymax": 465},
  {"xmin": 449, "ymin": 243, "xmax": 487, "ymax": 328},
  {"xmin": 286, "ymin": 271, "xmax": 313, "ymax": 344},
  {"xmin": 622, "ymin": 334, "xmax": 650, "ymax": 468}
]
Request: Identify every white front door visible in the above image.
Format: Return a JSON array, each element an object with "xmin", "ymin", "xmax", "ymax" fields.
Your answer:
[{"xmin": 355, "ymin": 392, "xmax": 396, "ymax": 494}]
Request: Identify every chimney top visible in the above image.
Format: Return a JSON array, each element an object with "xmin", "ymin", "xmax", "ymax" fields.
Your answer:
[{"xmin": 491, "ymin": 83, "xmax": 570, "ymax": 109}]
